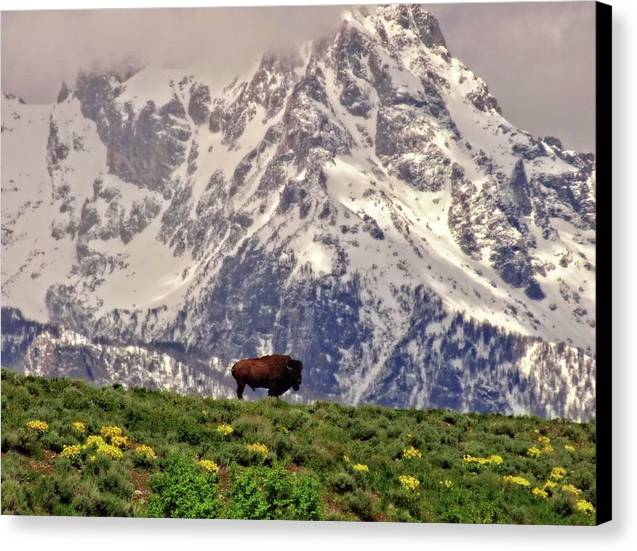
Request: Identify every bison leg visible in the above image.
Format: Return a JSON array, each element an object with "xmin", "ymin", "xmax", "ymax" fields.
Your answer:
[
  {"xmin": 236, "ymin": 381, "xmax": 246, "ymax": 400},
  {"xmin": 268, "ymin": 384, "xmax": 281, "ymax": 398}
]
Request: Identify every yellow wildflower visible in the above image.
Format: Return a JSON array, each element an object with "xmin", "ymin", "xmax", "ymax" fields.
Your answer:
[
  {"xmin": 100, "ymin": 425, "xmax": 123, "ymax": 441},
  {"xmin": 60, "ymin": 444, "xmax": 83, "ymax": 460},
  {"xmin": 527, "ymin": 446, "xmax": 542, "ymax": 458},
  {"xmin": 464, "ymin": 454, "xmax": 481, "ymax": 464},
  {"xmin": 216, "ymin": 423, "xmax": 234, "ymax": 436},
  {"xmin": 550, "ymin": 466, "xmax": 567, "ymax": 481},
  {"xmin": 72, "ymin": 421, "xmax": 86, "ymax": 434},
  {"xmin": 25, "ymin": 420, "xmax": 48, "ymax": 433},
  {"xmin": 463, "ymin": 454, "xmax": 503, "ymax": 466},
  {"xmin": 543, "ymin": 480, "xmax": 558, "ymax": 490},
  {"xmin": 564, "ymin": 444, "xmax": 576, "ymax": 452},
  {"xmin": 198, "ymin": 459, "xmax": 220, "ymax": 475},
  {"xmin": 343, "ymin": 454, "xmax": 350, "ymax": 463},
  {"xmin": 84, "ymin": 435, "xmax": 106, "ymax": 449},
  {"xmin": 575, "ymin": 499, "xmax": 595, "ymax": 514},
  {"xmin": 561, "ymin": 484, "xmax": 582, "ymax": 496},
  {"xmin": 111, "ymin": 435, "xmax": 129, "ymax": 448},
  {"xmin": 96, "ymin": 443, "xmax": 123, "ymax": 460},
  {"xmin": 439, "ymin": 479, "xmax": 454, "ymax": 489},
  {"xmin": 352, "ymin": 463, "xmax": 369, "ymax": 473},
  {"xmin": 399, "ymin": 475, "xmax": 420, "ymax": 491},
  {"xmin": 532, "ymin": 487, "xmax": 549, "ymax": 499},
  {"xmin": 402, "ymin": 446, "xmax": 422, "ymax": 459},
  {"xmin": 246, "ymin": 442, "xmax": 269, "ymax": 457},
  {"xmin": 134, "ymin": 445, "xmax": 157, "ymax": 461},
  {"xmin": 537, "ymin": 435, "xmax": 551, "ymax": 445},
  {"xmin": 503, "ymin": 475, "xmax": 531, "ymax": 487}
]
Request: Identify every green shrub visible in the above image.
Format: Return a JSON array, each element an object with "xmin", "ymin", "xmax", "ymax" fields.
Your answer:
[
  {"xmin": 225, "ymin": 466, "xmax": 322, "ymax": 520},
  {"xmin": 291, "ymin": 443, "xmax": 333, "ymax": 471},
  {"xmin": 62, "ymin": 386, "xmax": 87, "ymax": 409},
  {"xmin": 224, "ymin": 467, "xmax": 270, "ymax": 519},
  {"xmin": 96, "ymin": 463, "xmax": 134, "ymax": 501},
  {"xmin": 492, "ymin": 420, "xmax": 518, "ymax": 438},
  {"xmin": 4, "ymin": 427, "xmax": 41, "ymax": 457},
  {"xmin": 41, "ymin": 429, "xmax": 65, "ymax": 453},
  {"xmin": 328, "ymin": 472, "xmax": 356, "ymax": 493},
  {"xmin": 2, "ymin": 478, "xmax": 31, "ymax": 515},
  {"xmin": 429, "ymin": 450, "xmax": 456, "ymax": 470},
  {"xmin": 175, "ymin": 420, "xmax": 204, "ymax": 445},
  {"xmin": 90, "ymin": 491, "xmax": 132, "ymax": 517},
  {"xmin": 350, "ymin": 422, "xmax": 377, "ymax": 441},
  {"xmin": 147, "ymin": 453, "xmax": 221, "ymax": 518},
  {"xmin": 341, "ymin": 489, "xmax": 377, "ymax": 521}
]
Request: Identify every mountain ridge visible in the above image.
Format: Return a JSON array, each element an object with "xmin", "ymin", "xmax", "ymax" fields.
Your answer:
[{"xmin": 1, "ymin": 5, "xmax": 596, "ymax": 420}]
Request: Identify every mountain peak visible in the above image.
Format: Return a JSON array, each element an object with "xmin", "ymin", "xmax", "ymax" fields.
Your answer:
[
  {"xmin": 258, "ymin": 49, "xmax": 305, "ymax": 73},
  {"xmin": 372, "ymin": 4, "xmax": 447, "ymax": 50},
  {"xmin": 1, "ymin": 5, "xmax": 596, "ymax": 420}
]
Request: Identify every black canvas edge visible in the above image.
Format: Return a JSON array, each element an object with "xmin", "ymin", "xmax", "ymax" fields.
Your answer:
[{"xmin": 595, "ymin": 0, "xmax": 612, "ymax": 526}]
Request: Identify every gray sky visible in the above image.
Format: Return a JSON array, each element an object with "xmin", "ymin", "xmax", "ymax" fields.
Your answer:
[{"xmin": 1, "ymin": 2, "xmax": 595, "ymax": 152}]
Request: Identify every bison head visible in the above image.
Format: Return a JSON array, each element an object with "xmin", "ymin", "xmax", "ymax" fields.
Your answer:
[{"xmin": 286, "ymin": 358, "xmax": 303, "ymax": 391}]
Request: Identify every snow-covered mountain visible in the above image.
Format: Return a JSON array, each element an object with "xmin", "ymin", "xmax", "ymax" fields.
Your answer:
[{"xmin": 1, "ymin": 5, "xmax": 596, "ymax": 420}]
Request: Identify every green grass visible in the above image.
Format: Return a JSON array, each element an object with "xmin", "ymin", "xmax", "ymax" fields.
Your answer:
[{"xmin": 0, "ymin": 369, "xmax": 597, "ymax": 524}]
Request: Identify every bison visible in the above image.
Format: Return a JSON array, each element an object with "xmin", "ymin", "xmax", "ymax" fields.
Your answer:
[{"xmin": 230, "ymin": 354, "xmax": 303, "ymax": 399}]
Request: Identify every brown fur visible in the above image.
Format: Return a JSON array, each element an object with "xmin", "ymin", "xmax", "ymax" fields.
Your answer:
[{"xmin": 231, "ymin": 354, "xmax": 303, "ymax": 399}]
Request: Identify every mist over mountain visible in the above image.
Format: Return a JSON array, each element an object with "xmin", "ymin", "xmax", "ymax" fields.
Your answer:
[{"xmin": 1, "ymin": 5, "xmax": 596, "ymax": 420}]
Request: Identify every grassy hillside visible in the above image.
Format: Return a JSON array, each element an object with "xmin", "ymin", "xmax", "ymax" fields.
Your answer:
[{"xmin": 1, "ymin": 369, "xmax": 597, "ymax": 524}]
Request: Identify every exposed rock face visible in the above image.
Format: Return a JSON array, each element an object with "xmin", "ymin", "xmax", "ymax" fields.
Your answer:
[
  {"xmin": 74, "ymin": 72, "xmax": 192, "ymax": 194},
  {"xmin": 56, "ymin": 81, "xmax": 71, "ymax": 104},
  {"xmin": 21, "ymin": 327, "xmax": 229, "ymax": 397},
  {"xmin": 187, "ymin": 82, "xmax": 211, "ymax": 125},
  {"xmin": 1, "ymin": 5, "xmax": 596, "ymax": 420},
  {"xmin": 1, "ymin": 308, "xmax": 59, "ymax": 367}
]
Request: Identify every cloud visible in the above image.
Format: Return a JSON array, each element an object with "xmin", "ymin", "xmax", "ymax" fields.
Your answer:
[
  {"xmin": 425, "ymin": 2, "xmax": 595, "ymax": 152},
  {"xmin": 1, "ymin": 5, "xmax": 347, "ymax": 102},
  {"xmin": 1, "ymin": 2, "xmax": 595, "ymax": 152}
]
